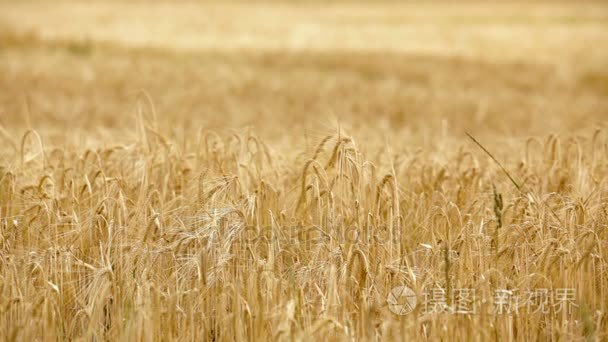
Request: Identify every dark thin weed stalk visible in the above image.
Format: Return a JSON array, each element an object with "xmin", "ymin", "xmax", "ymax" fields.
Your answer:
[{"xmin": 492, "ymin": 183, "xmax": 503, "ymax": 252}]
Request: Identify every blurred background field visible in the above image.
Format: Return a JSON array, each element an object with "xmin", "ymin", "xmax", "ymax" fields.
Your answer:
[{"xmin": 1, "ymin": 1, "xmax": 607, "ymax": 147}]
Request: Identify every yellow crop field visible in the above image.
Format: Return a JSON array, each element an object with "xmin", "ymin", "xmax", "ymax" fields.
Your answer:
[{"xmin": 1, "ymin": 1, "xmax": 607, "ymax": 340}]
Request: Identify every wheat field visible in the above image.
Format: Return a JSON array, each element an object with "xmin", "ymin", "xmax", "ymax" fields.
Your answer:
[{"xmin": 1, "ymin": 1, "xmax": 608, "ymax": 341}]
